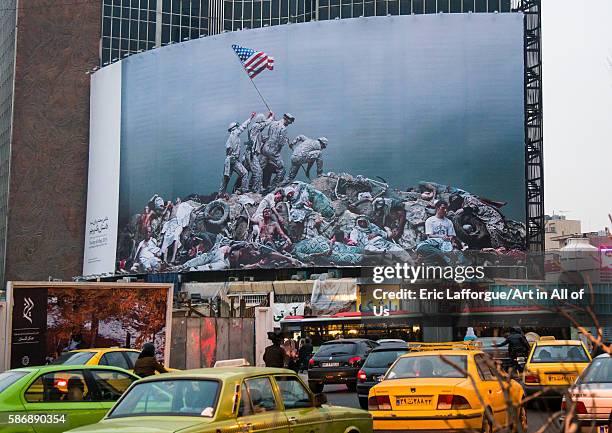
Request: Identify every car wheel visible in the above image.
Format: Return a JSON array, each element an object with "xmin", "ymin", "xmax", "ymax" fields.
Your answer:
[
  {"xmin": 309, "ymin": 381, "xmax": 324, "ymax": 393},
  {"xmin": 358, "ymin": 397, "xmax": 368, "ymax": 410},
  {"xmin": 481, "ymin": 408, "xmax": 494, "ymax": 433},
  {"xmin": 347, "ymin": 382, "xmax": 357, "ymax": 392}
]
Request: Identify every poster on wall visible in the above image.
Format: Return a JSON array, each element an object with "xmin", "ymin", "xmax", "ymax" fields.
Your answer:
[
  {"xmin": 6, "ymin": 282, "xmax": 173, "ymax": 369},
  {"xmin": 86, "ymin": 13, "xmax": 526, "ymax": 275}
]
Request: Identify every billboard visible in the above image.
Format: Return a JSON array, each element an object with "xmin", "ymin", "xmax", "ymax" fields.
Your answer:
[
  {"xmin": 5, "ymin": 282, "xmax": 173, "ymax": 369},
  {"xmin": 85, "ymin": 13, "xmax": 526, "ymax": 276}
]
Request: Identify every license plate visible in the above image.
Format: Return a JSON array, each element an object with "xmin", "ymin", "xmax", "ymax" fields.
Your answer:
[
  {"xmin": 321, "ymin": 362, "xmax": 339, "ymax": 368},
  {"xmin": 395, "ymin": 396, "xmax": 433, "ymax": 407},
  {"xmin": 547, "ymin": 374, "xmax": 575, "ymax": 383}
]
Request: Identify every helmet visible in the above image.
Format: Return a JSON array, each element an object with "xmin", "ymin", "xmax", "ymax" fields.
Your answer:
[
  {"xmin": 317, "ymin": 137, "xmax": 328, "ymax": 146},
  {"xmin": 253, "ymin": 113, "xmax": 266, "ymax": 123},
  {"xmin": 228, "ymin": 122, "xmax": 239, "ymax": 132},
  {"xmin": 283, "ymin": 113, "xmax": 295, "ymax": 123}
]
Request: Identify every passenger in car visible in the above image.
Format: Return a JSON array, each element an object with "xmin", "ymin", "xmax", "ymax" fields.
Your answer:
[{"xmin": 64, "ymin": 377, "xmax": 85, "ymax": 401}]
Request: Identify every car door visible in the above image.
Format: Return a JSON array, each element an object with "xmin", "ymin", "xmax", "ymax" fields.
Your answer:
[
  {"xmin": 474, "ymin": 354, "xmax": 506, "ymax": 426},
  {"xmin": 273, "ymin": 375, "xmax": 330, "ymax": 433},
  {"xmin": 237, "ymin": 376, "xmax": 291, "ymax": 433},
  {"xmin": 85, "ymin": 369, "xmax": 138, "ymax": 414},
  {"xmin": 22, "ymin": 369, "xmax": 104, "ymax": 433}
]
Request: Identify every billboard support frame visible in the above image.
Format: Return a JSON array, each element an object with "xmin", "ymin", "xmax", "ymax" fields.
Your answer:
[{"xmin": 518, "ymin": 0, "xmax": 544, "ymax": 278}]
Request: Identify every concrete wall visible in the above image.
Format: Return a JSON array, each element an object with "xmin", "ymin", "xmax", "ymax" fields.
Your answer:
[
  {"xmin": 170, "ymin": 316, "xmax": 255, "ymax": 369},
  {"xmin": 5, "ymin": 0, "xmax": 99, "ymax": 282}
]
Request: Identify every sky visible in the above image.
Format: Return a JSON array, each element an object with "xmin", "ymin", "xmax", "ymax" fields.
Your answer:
[{"xmin": 542, "ymin": 0, "xmax": 612, "ymax": 232}]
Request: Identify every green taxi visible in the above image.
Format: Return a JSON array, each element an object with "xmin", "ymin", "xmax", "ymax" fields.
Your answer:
[
  {"xmin": 66, "ymin": 367, "xmax": 373, "ymax": 433},
  {"xmin": 0, "ymin": 364, "xmax": 139, "ymax": 433}
]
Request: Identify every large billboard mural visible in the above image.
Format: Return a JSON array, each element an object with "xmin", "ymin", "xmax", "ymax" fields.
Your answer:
[{"xmin": 84, "ymin": 13, "xmax": 526, "ymax": 276}]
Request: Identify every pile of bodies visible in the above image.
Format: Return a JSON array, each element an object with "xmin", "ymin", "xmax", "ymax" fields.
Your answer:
[{"xmin": 117, "ymin": 174, "xmax": 526, "ymax": 273}]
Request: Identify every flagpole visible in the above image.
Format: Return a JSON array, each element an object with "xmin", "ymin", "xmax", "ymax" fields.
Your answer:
[{"xmin": 232, "ymin": 49, "xmax": 272, "ymax": 113}]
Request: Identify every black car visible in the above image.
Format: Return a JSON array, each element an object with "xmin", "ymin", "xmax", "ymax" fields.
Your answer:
[
  {"xmin": 475, "ymin": 337, "xmax": 513, "ymax": 370},
  {"xmin": 356, "ymin": 343, "xmax": 408, "ymax": 409},
  {"xmin": 308, "ymin": 339, "xmax": 378, "ymax": 393}
]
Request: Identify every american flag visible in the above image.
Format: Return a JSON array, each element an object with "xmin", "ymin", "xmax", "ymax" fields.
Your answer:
[{"xmin": 232, "ymin": 44, "xmax": 274, "ymax": 79}]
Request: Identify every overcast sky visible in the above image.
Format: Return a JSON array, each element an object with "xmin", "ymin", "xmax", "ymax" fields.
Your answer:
[{"xmin": 542, "ymin": 0, "xmax": 612, "ymax": 232}]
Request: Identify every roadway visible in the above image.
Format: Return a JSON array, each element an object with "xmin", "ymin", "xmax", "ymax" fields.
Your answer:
[{"xmin": 322, "ymin": 384, "xmax": 562, "ymax": 433}]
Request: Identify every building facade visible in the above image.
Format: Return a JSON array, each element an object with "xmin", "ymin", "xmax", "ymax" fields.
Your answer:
[
  {"xmin": 545, "ymin": 215, "xmax": 582, "ymax": 250},
  {"xmin": 101, "ymin": 0, "xmax": 516, "ymax": 65},
  {"xmin": 0, "ymin": 0, "xmax": 100, "ymax": 287}
]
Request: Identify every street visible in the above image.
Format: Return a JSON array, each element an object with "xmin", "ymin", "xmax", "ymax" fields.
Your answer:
[{"xmin": 321, "ymin": 384, "xmax": 561, "ymax": 433}]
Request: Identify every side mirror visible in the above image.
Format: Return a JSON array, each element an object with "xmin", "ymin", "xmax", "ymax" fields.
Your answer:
[{"xmin": 314, "ymin": 393, "xmax": 328, "ymax": 407}]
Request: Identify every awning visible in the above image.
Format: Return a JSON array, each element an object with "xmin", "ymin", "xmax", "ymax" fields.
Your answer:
[
  {"xmin": 181, "ymin": 282, "xmax": 228, "ymax": 299},
  {"xmin": 281, "ymin": 310, "xmax": 422, "ymax": 323}
]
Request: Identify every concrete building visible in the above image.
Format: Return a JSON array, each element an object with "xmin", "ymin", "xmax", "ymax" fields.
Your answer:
[{"xmin": 545, "ymin": 214, "xmax": 581, "ymax": 250}]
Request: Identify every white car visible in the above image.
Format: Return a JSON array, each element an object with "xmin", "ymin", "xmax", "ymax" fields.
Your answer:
[{"xmin": 562, "ymin": 353, "xmax": 612, "ymax": 432}]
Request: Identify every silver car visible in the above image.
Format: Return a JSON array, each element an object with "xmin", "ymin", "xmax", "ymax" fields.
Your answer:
[{"xmin": 562, "ymin": 353, "xmax": 612, "ymax": 432}]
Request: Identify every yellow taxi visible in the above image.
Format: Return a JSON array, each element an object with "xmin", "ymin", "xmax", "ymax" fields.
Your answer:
[
  {"xmin": 51, "ymin": 348, "xmax": 141, "ymax": 370},
  {"xmin": 368, "ymin": 342, "xmax": 526, "ymax": 432},
  {"xmin": 523, "ymin": 337, "xmax": 592, "ymax": 398}
]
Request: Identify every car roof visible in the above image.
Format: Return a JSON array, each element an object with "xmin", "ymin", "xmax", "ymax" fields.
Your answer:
[
  {"xmin": 70, "ymin": 348, "xmax": 140, "ymax": 353},
  {"xmin": 595, "ymin": 353, "xmax": 612, "ymax": 359},
  {"xmin": 535, "ymin": 340, "xmax": 583, "ymax": 346},
  {"xmin": 137, "ymin": 367, "xmax": 295, "ymax": 383},
  {"xmin": 372, "ymin": 343, "xmax": 408, "ymax": 351},
  {"xmin": 321, "ymin": 339, "xmax": 373, "ymax": 344},
  {"xmin": 10, "ymin": 364, "xmax": 136, "ymax": 374},
  {"xmin": 399, "ymin": 350, "xmax": 481, "ymax": 357}
]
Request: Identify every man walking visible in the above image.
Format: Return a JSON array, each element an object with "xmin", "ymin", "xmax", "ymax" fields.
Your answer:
[{"xmin": 219, "ymin": 112, "xmax": 255, "ymax": 196}]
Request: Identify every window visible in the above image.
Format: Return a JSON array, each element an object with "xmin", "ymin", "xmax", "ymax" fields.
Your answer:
[
  {"xmin": 316, "ymin": 343, "xmax": 357, "ymax": 356},
  {"xmin": 386, "ymin": 356, "xmax": 467, "ymax": 379},
  {"xmin": 275, "ymin": 376, "xmax": 312, "ymax": 409},
  {"xmin": 238, "ymin": 383, "xmax": 252, "ymax": 416},
  {"xmin": 109, "ymin": 379, "xmax": 220, "ymax": 417},
  {"xmin": 244, "ymin": 377, "xmax": 277, "ymax": 413},
  {"xmin": 364, "ymin": 350, "xmax": 408, "ymax": 368},
  {"xmin": 25, "ymin": 371, "xmax": 90, "ymax": 403},
  {"xmin": 99, "ymin": 352, "xmax": 131, "ymax": 370},
  {"xmin": 0, "ymin": 371, "xmax": 28, "ymax": 393},
  {"xmin": 531, "ymin": 345, "xmax": 590, "ymax": 363},
  {"xmin": 125, "ymin": 351, "xmax": 140, "ymax": 368},
  {"xmin": 51, "ymin": 352, "xmax": 95, "ymax": 365},
  {"xmin": 474, "ymin": 354, "xmax": 496, "ymax": 381},
  {"xmin": 90, "ymin": 370, "xmax": 136, "ymax": 402}
]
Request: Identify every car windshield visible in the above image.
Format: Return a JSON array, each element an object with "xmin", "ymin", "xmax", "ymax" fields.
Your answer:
[
  {"xmin": 316, "ymin": 343, "xmax": 357, "ymax": 356},
  {"xmin": 386, "ymin": 355, "xmax": 467, "ymax": 379},
  {"xmin": 531, "ymin": 345, "xmax": 590, "ymax": 363},
  {"xmin": 364, "ymin": 350, "xmax": 408, "ymax": 368},
  {"xmin": 578, "ymin": 358, "xmax": 612, "ymax": 384},
  {"xmin": 51, "ymin": 352, "xmax": 95, "ymax": 365},
  {"xmin": 109, "ymin": 379, "xmax": 219, "ymax": 418},
  {"xmin": 0, "ymin": 371, "xmax": 28, "ymax": 393}
]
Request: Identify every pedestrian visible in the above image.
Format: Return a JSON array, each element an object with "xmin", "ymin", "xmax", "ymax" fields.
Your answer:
[
  {"xmin": 298, "ymin": 337, "xmax": 313, "ymax": 372},
  {"xmin": 464, "ymin": 327, "xmax": 477, "ymax": 341},
  {"xmin": 263, "ymin": 331, "xmax": 286, "ymax": 368},
  {"xmin": 133, "ymin": 342, "xmax": 168, "ymax": 377}
]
